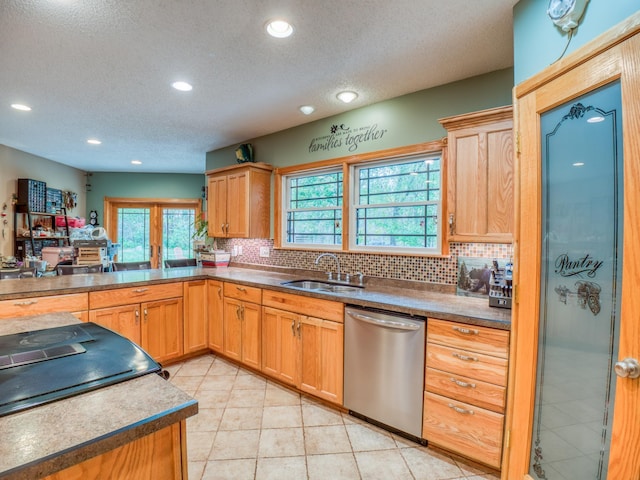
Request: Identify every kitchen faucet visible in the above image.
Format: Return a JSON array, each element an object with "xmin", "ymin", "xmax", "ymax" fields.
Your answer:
[{"xmin": 314, "ymin": 253, "xmax": 341, "ymax": 281}]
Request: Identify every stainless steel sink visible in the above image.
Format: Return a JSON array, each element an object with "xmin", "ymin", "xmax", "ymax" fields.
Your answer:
[{"xmin": 281, "ymin": 279, "xmax": 364, "ymax": 294}]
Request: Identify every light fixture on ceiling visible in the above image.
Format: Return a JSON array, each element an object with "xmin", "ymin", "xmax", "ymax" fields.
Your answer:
[
  {"xmin": 131, "ymin": 160, "xmax": 142, "ymax": 165},
  {"xmin": 172, "ymin": 81, "xmax": 193, "ymax": 92},
  {"xmin": 299, "ymin": 105, "xmax": 315, "ymax": 115},
  {"xmin": 11, "ymin": 103, "xmax": 31, "ymax": 111},
  {"xmin": 572, "ymin": 162, "xmax": 585, "ymax": 167},
  {"xmin": 87, "ymin": 139, "xmax": 101, "ymax": 145},
  {"xmin": 336, "ymin": 91, "xmax": 358, "ymax": 103},
  {"xmin": 266, "ymin": 19, "xmax": 294, "ymax": 38}
]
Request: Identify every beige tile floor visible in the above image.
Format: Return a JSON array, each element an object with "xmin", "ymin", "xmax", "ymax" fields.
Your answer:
[{"xmin": 166, "ymin": 355, "xmax": 501, "ymax": 480}]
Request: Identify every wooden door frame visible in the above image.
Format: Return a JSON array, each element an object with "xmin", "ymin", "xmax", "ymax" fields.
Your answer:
[
  {"xmin": 504, "ymin": 12, "xmax": 640, "ymax": 480},
  {"xmin": 104, "ymin": 197, "xmax": 201, "ymax": 268}
]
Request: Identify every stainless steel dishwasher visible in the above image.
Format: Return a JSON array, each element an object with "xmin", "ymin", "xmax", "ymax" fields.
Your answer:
[{"xmin": 344, "ymin": 306, "xmax": 426, "ymax": 442}]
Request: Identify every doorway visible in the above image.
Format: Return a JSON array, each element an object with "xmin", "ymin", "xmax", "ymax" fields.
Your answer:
[{"xmin": 104, "ymin": 198, "xmax": 201, "ymax": 268}]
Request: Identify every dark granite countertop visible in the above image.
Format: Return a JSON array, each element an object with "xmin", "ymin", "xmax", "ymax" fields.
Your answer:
[
  {"xmin": 0, "ymin": 265, "xmax": 511, "ymax": 330},
  {"xmin": 0, "ymin": 313, "xmax": 198, "ymax": 480}
]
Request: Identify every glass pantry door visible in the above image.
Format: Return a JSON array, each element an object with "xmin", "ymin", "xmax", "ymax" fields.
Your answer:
[{"xmin": 506, "ymin": 22, "xmax": 640, "ymax": 480}]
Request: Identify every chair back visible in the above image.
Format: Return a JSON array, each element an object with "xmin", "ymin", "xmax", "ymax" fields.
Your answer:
[
  {"xmin": 112, "ymin": 261, "xmax": 152, "ymax": 271},
  {"xmin": 164, "ymin": 258, "xmax": 197, "ymax": 268},
  {"xmin": 56, "ymin": 264, "xmax": 104, "ymax": 275}
]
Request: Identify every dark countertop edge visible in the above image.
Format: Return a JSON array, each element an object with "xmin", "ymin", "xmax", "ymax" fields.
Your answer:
[
  {"xmin": 0, "ymin": 266, "xmax": 511, "ymax": 330},
  {"xmin": 0, "ymin": 394, "xmax": 198, "ymax": 480}
]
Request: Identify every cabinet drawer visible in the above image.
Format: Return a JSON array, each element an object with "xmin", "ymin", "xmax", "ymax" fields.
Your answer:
[
  {"xmin": 223, "ymin": 282, "xmax": 262, "ymax": 304},
  {"xmin": 425, "ymin": 367, "xmax": 506, "ymax": 413},
  {"xmin": 423, "ymin": 391, "xmax": 504, "ymax": 469},
  {"xmin": 89, "ymin": 283, "xmax": 183, "ymax": 309},
  {"xmin": 428, "ymin": 318, "xmax": 509, "ymax": 358},
  {"xmin": 0, "ymin": 293, "xmax": 89, "ymax": 319},
  {"xmin": 426, "ymin": 343, "xmax": 508, "ymax": 386},
  {"xmin": 262, "ymin": 290, "xmax": 344, "ymax": 323}
]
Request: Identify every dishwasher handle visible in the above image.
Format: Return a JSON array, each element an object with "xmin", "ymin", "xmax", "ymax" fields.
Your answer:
[{"xmin": 348, "ymin": 311, "xmax": 421, "ymax": 331}]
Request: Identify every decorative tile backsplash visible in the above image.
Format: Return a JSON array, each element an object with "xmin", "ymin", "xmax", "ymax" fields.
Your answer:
[{"xmin": 214, "ymin": 238, "xmax": 513, "ymax": 286}]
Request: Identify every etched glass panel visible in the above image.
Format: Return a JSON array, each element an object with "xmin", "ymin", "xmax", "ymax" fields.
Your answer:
[{"xmin": 530, "ymin": 81, "xmax": 623, "ymax": 479}]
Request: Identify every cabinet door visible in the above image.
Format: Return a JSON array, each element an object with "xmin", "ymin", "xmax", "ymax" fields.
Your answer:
[
  {"xmin": 207, "ymin": 175, "xmax": 228, "ymax": 237},
  {"xmin": 262, "ymin": 307, "xmax": 299, "ymax": 385},
  {"xmin": 183, "ymin": 280, "xmax": 208, "ymax": 354},
  {"xmin": 441, "ymin": 107, "xmax": 513, "ymax": 243},
  {"xmin": 300, "ymin": 316, "xmax": 344, "ymax": 405},
  {"xmin": 207, "ymin": 280, "xmax": 224, "ymax": 353},
  {"xmin": 223, "ymin": 297, "xmax": 243, "ymax": 362},
  {"xmin": 142, "ymin": 298, "xmax": 183, "ymax": 364},
  {"xmin": 226, "ymin": 171, "xmax": 249, "ymax": 237},
  {"xmin": 241, "ymin": 301, "xmax": 261, "ymax": 370},
  {"xmin": 89, "ymin": 304, "xmax": 141, "ymax": 345}
]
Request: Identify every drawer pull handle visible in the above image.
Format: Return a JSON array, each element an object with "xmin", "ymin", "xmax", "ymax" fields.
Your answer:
[
  {"xmin": 450, "ymin": 378, "xmax": 476, "ymax": 388},
  {"xmin": 133, "ymin": 288, "xmax": 149, "ymax": 293},
  {"xmin": 14, "ymin": 300, "xmax": 37, "ymax": 306},
  {"xmin": 453, "ymin": 326, "xmax": 479, "ymax": 335},
  {"xmin": 448, "ymin": 403, "xmax": 474, "ymax": 415},
  {"xmin": 236, "ymin": 287, "xmax": 247, "ymax": 292},
  {"xmin": 452, "ymin": 352, "xmax": 478, "ymax": 362}
]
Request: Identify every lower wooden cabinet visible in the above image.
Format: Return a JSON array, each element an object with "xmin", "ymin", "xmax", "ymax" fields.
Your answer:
[
  {"xmin": 183, "ymin": 280, "xmax": 208, "ymax": 354},
  {"xmin": 423, "ymin": 318, "xmax": 509, "ymax": 469},
  {"xmin": 207, "ymin": 279, "xmax": 224, "ymax": 353},
  {"xmin": 223, "ymin": 296, "xmax": 261, "ymax": 370},
  {"xmin": 89, "ymin": 297, "xmax": 183, "ymax": 364},
  {"xmin": 41, "ymin": 421, "xmax": 187, "ymax": 480},
  {"xmin": 0, "ymin": 293, "xmax": 88, "ymax": 319},
  {"xmin": 261, "ymin": 291, "xmax": 344, "ymax": 405}
]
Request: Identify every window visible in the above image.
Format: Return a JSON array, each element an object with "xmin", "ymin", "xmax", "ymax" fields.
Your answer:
[
  {"xmin": 351, "ymin": 154, "xmax": 441, "ymax": 253},
  {"xmin": 283, "ymin": 168, "xmax": 343, "ymax": 248},
  {"xmin": 277, "ymin": 141, "xmax": 444, "ymax": 254}
]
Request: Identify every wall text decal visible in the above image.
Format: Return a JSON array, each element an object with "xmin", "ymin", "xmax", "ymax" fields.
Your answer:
[{"xmin": 308, "ymin": 123, "xmax": 388, "ymax": 154}]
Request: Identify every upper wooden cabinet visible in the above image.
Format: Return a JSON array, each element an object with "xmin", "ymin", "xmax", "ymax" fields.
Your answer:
[
  {"xmin": 205, "ymin": 162, "xmax": 273, "ymax": 238},
  {"xmin": 440, "ymin": 106, "xmax": 514, "ymax": 243}
]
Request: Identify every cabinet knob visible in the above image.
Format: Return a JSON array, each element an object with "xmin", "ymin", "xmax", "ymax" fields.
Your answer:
[{"xmin": 615, "ymin": 357, "xmax": 640, "ymax": 379}]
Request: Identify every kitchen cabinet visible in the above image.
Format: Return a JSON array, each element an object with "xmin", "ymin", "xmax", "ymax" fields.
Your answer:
[
  {"xmin": 262, "ymin": 290, "xmax": 344, "ymax": 405},
  {"xmin": 41, "ymin": 422, "xmax": 186, "ymax": 480},
  {"xmin": 88, "ymin": 282, "xmax": 184, "ymax": 364},
  {"xmin": 422, "ymin": 318, "xmax": 509, "ymax": 469},
  {"xmin": 223, "ymin": 282, "xmax": 262, "ymax": 369},
  {"xmin": 440, "ymin": 106, "xmax": 513, "ymax": 243},
  {"xmin": 205, "ymin": 162, "xmax": 273, "ymax": 238},
  {"xmin": 207, "ymin": 279, "xmax": 224, "ymax": 353},
  {"xmin": 183, "ymin": 280, "xmax": 208, "ymax": 354},
  {"xmin": 0, "ymin": 293, "xmax": 88, "ymax": 321}
]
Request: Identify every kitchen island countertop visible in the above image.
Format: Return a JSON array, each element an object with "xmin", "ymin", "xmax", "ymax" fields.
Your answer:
[{"xmin": 0, "ymin": 313, "xmax": 197, "ymax": 480}]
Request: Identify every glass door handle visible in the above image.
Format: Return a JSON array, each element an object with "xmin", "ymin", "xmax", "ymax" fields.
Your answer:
[{"xmin": 614, "ymin": 358, "xmax": 640, "ymax": 379}]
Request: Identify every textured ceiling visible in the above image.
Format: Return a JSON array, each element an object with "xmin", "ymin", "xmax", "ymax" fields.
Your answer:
[{"xmin": 0, "ymin": 0, "xmax": 518, "ymax": 174}]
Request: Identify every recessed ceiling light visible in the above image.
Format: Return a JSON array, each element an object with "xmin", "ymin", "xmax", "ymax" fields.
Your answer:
[
  {"xmin": 266, "ymin": 19, "xmax": 294, "ymax": 38},
  {"xmin": 336, "ymin": 91, "xmax": 358, "ymax": 103},
  {"xmin": 11, "ymin": 103, "xmax": 31, "ymax": 111},
  {"xmin": 172, "ymin": 81, "xmax": 193, "ymax": 92},
  {"xmin": 87, "ymin": 139, "xmax": 101, "ymax": 145},
  {"xmin": 572, "ymin": 162, "xmax": 585, "ymax": 167},
  {"xmin": 131, "ymin": 160, "xmax": 142, "ymax": 165},
  {"xmin": 299, "ymin": 105, "xmax": 315, "ymax": 115}
]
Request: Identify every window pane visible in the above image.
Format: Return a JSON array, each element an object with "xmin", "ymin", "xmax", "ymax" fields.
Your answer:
[
  {"xmin": 162, "ymin": 208, "xmax": 196, "ymax": 261},
  {"xmin": 285, "ymin": 170, "xmax": 343, "ymax": 246},
  {"xmin": 356, "ymin": 204, "xmax": 438, "ymax": 248},
  {"xmin": 116, "ymin": 208, "xmax": 150, "ymax": 262}
]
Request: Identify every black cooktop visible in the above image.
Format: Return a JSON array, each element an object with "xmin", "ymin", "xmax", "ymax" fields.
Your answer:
[{"xmin": 0, "ymin": 323, "xmax": 161, "ymax": 417}]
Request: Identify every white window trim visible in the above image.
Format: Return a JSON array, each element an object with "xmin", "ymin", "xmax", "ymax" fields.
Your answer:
[
  {"xmin": 281, "ymin": 167, "xmax": 343, "ymax": 250},
  {"xmin": 348, "ymin": 154, "xmax": 442, "ymax": 255}
]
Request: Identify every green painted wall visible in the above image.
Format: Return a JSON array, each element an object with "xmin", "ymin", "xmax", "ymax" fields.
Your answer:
[
  {"xmin": 514, "ymin": 0, "xmax": 639, "ymax": 84},
  {"xmin": 86, "ymin": 172, "xmax": 206, "ymax": 221},
  {"xmin": 206, "ymin": 68, "xmax": 514, "ymax": 170}
]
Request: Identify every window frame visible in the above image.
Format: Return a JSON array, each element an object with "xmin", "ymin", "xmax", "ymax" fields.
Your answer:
[
  {"xmin": 348, "ymin": 152, "xmax": 443, "ymax": 255},
  {"xmin": 274, "ymin": 140, "xmax": 447, "ymax": 256}
]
